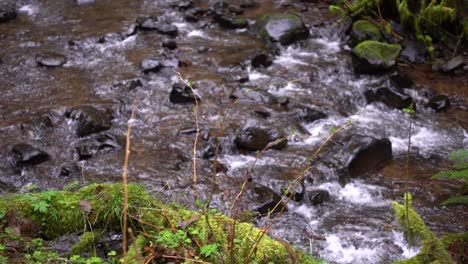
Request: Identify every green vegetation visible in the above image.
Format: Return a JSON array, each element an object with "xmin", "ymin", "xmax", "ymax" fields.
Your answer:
[
  {"xmin": 0, "ymin": 183, "xmax": 320, "ymax": 263},
  {"xmin": 432, "ymin": 149, "xmax": 468, "ymax": 205},
  {"xmin": 392, "ymin": 193, "xmax": 454, "ymax": 264},
  {"xmin": 352, "ymin": 20, "xmax": 382, "ymax": 41},
  {"xmin": 353, "ymin": 40, "xmax": 402, "ymax": 66}
]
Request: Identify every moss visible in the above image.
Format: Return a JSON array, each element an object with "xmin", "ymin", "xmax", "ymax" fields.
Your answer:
[
  {"xmin": 69, "ymin": 231, "xmax": 101, "ymax": 256},
  {"xmin": 352, "ymin": 20, "xmax": 382, "ymax": 41},
  {"xmin": 0, "ymin": 183, "xmax": 319, "ymax": 263},
  {"xmin": 392, "ymin": 194, "xmax": 453, "ymax": 264},
  {"xmin": 124, "ymin": 235, "xmax": 146, "ymax": 264},
  {"xmin": 353, "ymin": 40, "xmax": 402, "ymax": 67}
]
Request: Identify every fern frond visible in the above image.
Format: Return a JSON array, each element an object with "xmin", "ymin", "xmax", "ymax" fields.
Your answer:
[
  {"xmin": 432, "ymin": 169, "xmax": 468, "ymax": 180},
  {"xmin": 441, "ymin": 195, "xmax": 468, "ymax": 206},
  {"xmin": 448, "ymin": 149, "xmax": 468, "ymax": 161}
]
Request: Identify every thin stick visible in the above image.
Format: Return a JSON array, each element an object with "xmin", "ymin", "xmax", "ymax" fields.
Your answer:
[
  {"xmin": 122, "ymin": 107, "xmax": 136, "ymax": 260},
  {"xmin": 176, "ymin": 72, "xmax": 200, "ymax": 200}
]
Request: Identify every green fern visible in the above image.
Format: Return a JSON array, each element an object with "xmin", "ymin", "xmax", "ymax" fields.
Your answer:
[{"xmin": 432, "ymin": 149, "xmax": 468, "ymax": 205}]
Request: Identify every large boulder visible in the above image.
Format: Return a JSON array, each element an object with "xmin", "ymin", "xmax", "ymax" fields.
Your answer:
[
  {"xmin": 257, "ymin": 13, "xmax": 309, "ymax": 45},
  {"xmin": 9, "ymin": 143, "xmax": 50, "ymax": 167},
  {"xmin": 0, "ymin": 0, "xmax": 16, "ymax": 23},
  {"xmin": 364, "ymin": 87, "xmax": 413, "ymax": 110},
  {"xmin": 352, "ymin": 40, "xmax": 401, "ymax": 74},
  {"xmin": 347, "ymin": 137, "xmax": 392, "ymax": 177},
  {"xmin": 234, "ymin": 120, "xmax": 287, "ymax": 151},
  {"xmin": 66, "ymin": 106, "xmax": 112, "ymax": 137}
]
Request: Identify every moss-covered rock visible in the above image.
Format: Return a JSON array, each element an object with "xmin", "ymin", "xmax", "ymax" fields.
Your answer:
[
  {"xmin": 351, "ymin": 20, "xmax": 382, "ymax": 43},
  {"xmin": 0, "ymin": 183, "xmax": 320, "ymax": 263},
  {"xmin": 257, "ymin": 13, "xmax": 309, "ymax": 45},
  {"xmin": 391, "ymin": 193, "xmax": 454, "ymax": 264},
  {"xmin": 352, "ymin": 40, "xmax": 402, "ymax": 74}
]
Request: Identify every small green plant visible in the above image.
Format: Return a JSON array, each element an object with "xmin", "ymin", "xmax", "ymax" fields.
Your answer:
[
  {"xmin": 200, "ymin": 243, "xmax": 219, "ymax": 258},
  {"xmin": 432, "ymin": 149, "xmax": 468, "ymax": 205},
  {"xmin": 155, "ymin": 230, "xmax": 192, "ymax": 249}
]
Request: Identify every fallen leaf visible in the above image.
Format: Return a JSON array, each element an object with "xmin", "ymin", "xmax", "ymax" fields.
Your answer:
[
  {"xmin": 177, "ymin": 215, "xmax": 200, "ymax": 230},
  {"xmin": 79, "ymin": 200, "xmax": 92, "ymax": 213}
]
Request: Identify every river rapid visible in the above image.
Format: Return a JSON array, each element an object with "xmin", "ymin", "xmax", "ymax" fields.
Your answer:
[{"xmin": 0, "ymin": 1, "xmax": 467, "ymax": 263}]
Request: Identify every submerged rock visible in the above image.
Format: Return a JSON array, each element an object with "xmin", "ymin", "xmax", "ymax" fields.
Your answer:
[
  {"xmin": 10, "ymin": 143, "xmax": 50, "ymax": 167},
  {"xmin": 257, "ymin": 13, "xmax": 309, "ymax": 45},
  {"xmin": 347, "ymin": 137, "xmax": 392, "ymax": 177},
  {"xmin": 251, "ymin": 53, "xmax": 273, "ymax": 68},
  {"xmin": 364, "ymin": 87, "xmax": 412, "ymax": 110},
  {"xmin": 66, "ymin": 106, "xmax": 112, "ymax": 137},
  {"xmin": 216, "ymin": 15, "xmax": 248, "ymax": 29},
  {"xmin": 307, "ymin": 189, "xmax": 330, "ymax": 205},
  {"xmin": 75, "ymin": 133, "xmax": 121, "ymax": 160},
  {"xmin": 426, "ymin": 94, "xmax": 450, "ymax": 112},
  {"xmin": 141, "ymin": 58, "xmax": 162, "ymax": 74},
  {"xmin": 290, "ymin": 106, "xmax": 327, "ymax": 123},
  {"xmin": 170, "ymin": 83, "xmax": 200, "ymax": 104},
  {"xmin": 352, "ymin": 40, "xmax": 401, "ymax": 74},
  {"xmin": 234, "ymin": 120, "xmax": 287, "ymax": 151},
  {"xmin": 0, "ymin": 0, "xmax": 16, "ymax": 22},
  {"xmin": 389, "ymin": 70, "xmax": 414, "ymax": 89},
  {"xmin": 35, "ymin": 53, "xmax": 67, "ymax": 67}
]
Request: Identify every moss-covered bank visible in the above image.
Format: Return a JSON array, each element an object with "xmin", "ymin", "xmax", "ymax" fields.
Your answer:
[{"xmin": 0, "ymin": 183, "xmax": 321, "ymax": 263}]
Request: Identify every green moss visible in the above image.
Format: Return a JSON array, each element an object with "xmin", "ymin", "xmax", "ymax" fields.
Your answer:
[
  {"xmin": 352, "ymin": 20, "xmax": 382, "ymax": 40},
  {"xmin": 0, "ymin": 183, "xmax": 319, "ymax": 263},
  {"xmin": 392, "ymin": 193, "xmax": 453, "ymax": 264},
  {"xmin": 353, "ymin": 40, "xmax": 402, "ymax": 67},
  {"xmin": 124, "ymin": 235, "xmax": 147, "ymax": 264}
]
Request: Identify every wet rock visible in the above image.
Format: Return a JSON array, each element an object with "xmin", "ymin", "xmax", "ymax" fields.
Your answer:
[
  {"xmin": 75, "ymin": 0, "xmax": 95, "ymax": 5},
  {"xmin": 9, "ymin": 143, "xmax": 49, "ymax": 167},
  {"xmin": 240, "ymin": 0, "xmax": 257, "ymax": 9},
  {"xmin": 389, "ymin": 70, "xmax": 414, "ymax": 89},
  {"xmin": 426, "ymin": 94, "xmax": 450, "ymax": 112},
  {"xmin": 440, "ymin": 56, "xmax": 464, "ymax": 73},
  {"xmin": 281, "ymin": 179, "xmax": 304, "ymax": 202},
  {"xmin": 170, "ymin": 83, "xmax": 200, "ymax": 104},
  {"xmin": 351, "ymin": 40, "xmax": 401, "ymax": 74},
  {"xmin": 35, "ymin": 53, "xmax": 67, "ymax": 67},
  {"xmin": 307, "ymin": 189, "xmax": 330, "ymax": 205},
  {"xmin": 66, "ymin": 106, "xmax": 112, "ymax": 137},
  {"xmin": 136, "ymin": 16, "xmax": 159, "ymax": 30},
  {"xmin": 347, "ymin": 137, "xmax": 392, "ymax": 177},
  {"xmin": 257, "ymin": 13, "xmax": 309, "ymax": 45},
  {"xmin": 162, "ymin": 39, "xmax": 177, "ymax": 50},
  {"xmin": 154, "ymin": 22, "xmax": 178, "ymax": 37},
  {"xmin": 0, "ymin": 0, "xmax": 16, "ymax": 22},
  {"xmin": 364, "ymin": 87, "xmax": 412, "ymax": 110},
  {"xmin": 75, "ymin": 134, "xmax": 121, "ymax": 160},
  {"xmin": 169, "ymin": 0, "xmax": 193, "ymax": 10},
  {"xmin": 230, "ymin": 88, "xmax": 276, "ymax": 105},
  {"xmin": 253, "ymin": 186, "xmax": 285, "ymax": 216},
  {"xmin": 234, "ymin": 120, "xmax": 287, "ymax": 151},
  {"xmin": 251, "ymin": 53, "xmax": 272, "ymax": 68},
  {"xmin": 290, "ymin": 107, "xmax": 327, "ymax": 123},
  {"xmin": 216, "ymin": 15, "xmax": 248, "ymax": 29},
  {"xmin": 141, "ymin": 58, "xmax": 162, "ymax": 74},
  {"xmin": 58, "ymin": 163, "xmax": 81, "ymax": 178},
  {"xmin": 400, "ymin": 41, "xmax": 426, "ymax": 64},
  {"xmin": 351, "ymin": 20, "xmax": 381, "ymax": 45},
  {"xmin": 122, "ymin": 23, "xmax": 137, "ymax": 38},
  {"xmin": 184, "ymin": 8, "xmax": 205, "ymax": 22}
]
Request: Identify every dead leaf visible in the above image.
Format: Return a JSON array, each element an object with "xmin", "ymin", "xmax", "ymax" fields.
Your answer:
[
  {"xmin": 177, "ymin": 215, "xmax": 200, "ymax": 230},
  {"xmin": 79, "ymin": 200, "xmax": 92, "ymax": 213}
]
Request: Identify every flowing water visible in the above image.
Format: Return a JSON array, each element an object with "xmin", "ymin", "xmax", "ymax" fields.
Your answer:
[{"xmin": 0, "ymin": 1, "xmax": 467, "ymax": 263}]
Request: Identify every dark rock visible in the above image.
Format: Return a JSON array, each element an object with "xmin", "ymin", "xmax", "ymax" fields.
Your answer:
[
  {"xmin": 122, "ymin": 23, "xmax": 137, "ymax": 38},
  {"xmin": 169, "ymin": 0, "xmax": 193, "ymax": 10},
  {"xmin": 141, "ymin": 58, "xmax": 162, "ymax": 74},
  {"xmin": 137, "ymin": 16, "xmax": 159, "ymax": 30},
  {"xmin": 75, "ymin": 134, "xmax": 121, "ymax": 160},
  {"xmin": 364, "ymin": 87, "xmax": 412, "ymax": 110},
  {"xmin": 58, "ymin": 163, "xmax": 81, "ymax": 178},
  {"xmin": 307, "ymin": 189, "xmax": 330, "ymax": 205},
  {"xmin": 389, "ymin": 70, "xmax": 414, "ymax": 89},
  {"xmin": 170, "ymin": 83, "xmax": 200, "ymax": 104},
  {"xmin": 281, "ymin": 179, "xmax": 305, "ymax": 202},
  {"xmin": 253, "ymin": 107, "xmax": 271, "ymax": 118},
  {"xmin": 234, "ymin": 120, "xmax": 287, "ymax": 151},
  {"xmin": 154, "ymin": 22, "xmax": 178, "ymax": 37},
  {"xmin": 440, "ymin": 56, "xmax": 464, "ymax": 73},
  {"xmin": 240, "ymin": 0, "xmax": 258, "ymax": 9},
  {"xmin": 230, "ymin": 88, "xmax": 276, "ymax": 105},
  {"xmin": 162, "ymin": 39, "xmax": 177, "ymax": 50},
  {"xmin": 426, "ymin": 94, "xmax": 450, "ymax": 112},
  {"xmin": 75, "ymin": 0, "xmax": 95, "ymax": 5},
  {"xmin": 347, "ymin": 138, "xmax": 392, "ymax": 177},
  {"xmin": 352, "ymin": 41, "xmax": 401, "ymax": 74},
  {"xmin": 400, "ymin": 41, "xmax": 426, "ymax": 64},
  {"xmin": 184, "ymin": 8, "xmax": 205, "ymax": 22},
  {"xmin": 291, "ymin": 107, "xmax": 327, "ymax": 123},
  {"xmin": 251, "ymin": 53, "xmax": 272, "ymax": 68},
  {"xmin": 198, "ymin": 46, "xmax": 209, "ymax": 53},
  {"xmin": 216, "ymin": 15, "xmax": 248, "ymax": 29},
  {"xmin": 66, "ymin": 106, "xmax": 112, "ymax": 137},
  {"xmin": 257, "ymin": 13, "xmax": 309, "ymax": 45},
  {"xmin": 0, "ymin": 0, "xmax": 16, "ymax": 22},
  {"xmin": 35, "ymin": 53, "xmax": 67, "ymax": 67},
  {"xmin": 253, "ymin": 186, "xmax": 285, "ymax": 216},
  {"xmin": 10, "ymin": 143, "xmax": 49, "ymax": 167}
]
